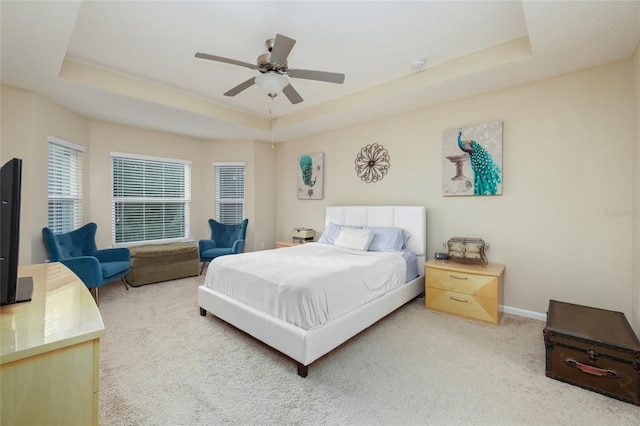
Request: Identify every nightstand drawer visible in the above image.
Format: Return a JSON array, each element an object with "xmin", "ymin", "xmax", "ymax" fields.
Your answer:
[
  {"xmin": 426, "ymin": 267, "xmax": 497, "ymax": 298},
  {"xmin": 426, "ymin": 287, "xmax": 499, "ymax": 324}
]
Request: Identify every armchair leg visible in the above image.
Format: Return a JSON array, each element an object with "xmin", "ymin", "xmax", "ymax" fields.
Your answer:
[
  {"xmin": 200, "ymin": 262, "xmax": 208, "ymax": 275},
  {"xmin": 121, "ymin": 276, "xmax": 130, "ymax": 291}
]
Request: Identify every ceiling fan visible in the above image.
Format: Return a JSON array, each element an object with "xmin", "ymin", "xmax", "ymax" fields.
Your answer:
[{"xmin": 195, "ymin": 34, "xmax": 345, "ymax": 104}]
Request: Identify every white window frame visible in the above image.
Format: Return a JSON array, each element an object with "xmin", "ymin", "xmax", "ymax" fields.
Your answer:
[
  {"xmin": 213, "ymin": 162, "xmax": 245, "ymax": 225},
  {"xmin": 111, "ymin": 152, "xmax": 191, "ymax": 246},
  {"xmin": 47, "ymin": 136, "xmax": 85, "ymax": 234}
]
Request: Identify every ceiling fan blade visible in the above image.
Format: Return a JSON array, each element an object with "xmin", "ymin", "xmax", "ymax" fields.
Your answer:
[
  {"xmin": 224, "ymin": 77, "xmax": 256, "ymax": 97},
  {"xmin": 195, "ymin": 52, "xmax": 257, "ymax": 70},
  {"xmin": 287, "ymin": 69, "xmax": 345, "ymax": 84},
  {"xmin": 282, "ymin": 84, "xmax": 303, "ymax": 104},
  {"xmin": 269, "ymin": 34, "xmax": 296, "ymax": 67}
]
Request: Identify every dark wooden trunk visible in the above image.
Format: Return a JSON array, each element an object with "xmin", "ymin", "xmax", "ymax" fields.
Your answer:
[{"xmin": 543, "ymin": 299, "xmax": 640, "ymax": 405}]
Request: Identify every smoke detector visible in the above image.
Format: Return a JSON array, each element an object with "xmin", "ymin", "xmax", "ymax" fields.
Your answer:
[{"xmin": 411, "ymin": 57, "xmax": 426, "ymax": 70}]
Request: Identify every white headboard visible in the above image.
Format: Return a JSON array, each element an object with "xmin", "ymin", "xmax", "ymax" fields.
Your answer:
[{"xmin": 325, "ymin": 206, "xmax": 427, "ymax": 273}]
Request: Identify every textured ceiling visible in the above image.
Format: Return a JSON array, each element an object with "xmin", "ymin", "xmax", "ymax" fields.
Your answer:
[{"xmin": 1, "ymin": 1, "xmax": 639, "ymax": 142}]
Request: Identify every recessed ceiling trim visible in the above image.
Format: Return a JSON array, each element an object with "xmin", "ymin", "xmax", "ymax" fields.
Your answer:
[
  {"xmin": 274, "ymin": 36, "xmax": 532, "ymax": 132},
  {"xmin": 59, "ymin": 59, "xmax": 269, "ymax": 131}
]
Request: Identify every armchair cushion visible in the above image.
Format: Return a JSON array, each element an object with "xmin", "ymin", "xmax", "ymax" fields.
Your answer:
[
  {"xmin": 101, "ymin": 261, "xmax": 131, "ymax": 280},
  {"xmin": 199, "ymin": 239, "xmax": 217, "ymax": 253},
  {"xmin": 200, "ymin": 247, "xmax": 234, "ymax": 259}
]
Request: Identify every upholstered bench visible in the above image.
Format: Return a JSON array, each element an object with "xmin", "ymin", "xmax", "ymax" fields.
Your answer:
[{"xmin": 126, "ymin": 242, "xmax": 199, "ymax": 287}]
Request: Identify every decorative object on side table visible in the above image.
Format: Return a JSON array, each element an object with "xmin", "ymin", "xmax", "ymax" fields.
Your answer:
[
  {"xmin": 445, "ymin": 237, "xmax": 489, "ymax": 267},
  {"xmin": 297, "ymin": 152, "xmax": 324, "ymax": 200},
  {"xmin": 354, "ymin": 143, "xmax": 390, "ymax": 183},
  {"xmin": 434, "ymin": 252, "xmax": 449, "ymax": 261},
  {"xmin": 292, "ymin": 228, "xmax": 315, "ymax": 243}
]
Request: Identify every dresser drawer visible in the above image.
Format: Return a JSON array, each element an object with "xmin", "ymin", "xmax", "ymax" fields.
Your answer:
[
  {"xmin": 426, "ymin": 267, "xmax": 497, "ymax": 298},
  {"xmin": 426, "ymin": 287, "xmax": 499, "ymax": 324}
]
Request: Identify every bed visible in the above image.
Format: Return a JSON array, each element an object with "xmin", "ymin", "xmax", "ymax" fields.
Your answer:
[{"xmin": 198, "ymin": 206, "xmax": 426, "ymax": 377}]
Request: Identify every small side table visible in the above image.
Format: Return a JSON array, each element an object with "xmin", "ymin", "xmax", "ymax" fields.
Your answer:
[
  {"xmin": 425, "ymin": 258, "xmax": 505, "ymax": 325},
  {"xmin": 275, "ymin": 241, "xmax": 305, "ymax": 248}
]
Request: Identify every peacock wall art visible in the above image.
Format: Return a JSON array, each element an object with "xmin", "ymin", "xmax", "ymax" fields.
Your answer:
[
  {"xmin": 297, "ymin": 152, "xmax": 324, "ymax": 200},
  {"xmin": 442, "ymin": 121, "xmax": 503, "ymax": 196}
]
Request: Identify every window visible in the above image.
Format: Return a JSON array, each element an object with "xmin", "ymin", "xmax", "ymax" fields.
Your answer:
[
  {"xmin": 112, "ymin": 153, "xmax": 191, "ymax": 245},
  {"xmin": 214, "ymin": 162, "xmax": 245, "ymax": 224},
  {"xmin": 48, "ymin": 137, "xmax": 85, "ymax": 234}
]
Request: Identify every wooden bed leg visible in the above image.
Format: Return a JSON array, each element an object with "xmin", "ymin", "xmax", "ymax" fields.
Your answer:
[
  {"xmin": 297, "ymin": 363, "xmax": 308, "ymax": 378},
  {"xmin": 199, "ymin": 307, "xmax": 207, "ymax": 316}
]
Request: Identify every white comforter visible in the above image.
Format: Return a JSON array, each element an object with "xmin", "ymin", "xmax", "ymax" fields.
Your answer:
[{"xmin": 204, "ymin": 243, "xmax": 407, "ymax": 330}]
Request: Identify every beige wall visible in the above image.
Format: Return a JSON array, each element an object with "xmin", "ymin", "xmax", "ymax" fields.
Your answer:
[
  {"xmin": 1, "ymin": 86, "xmax": 90, "ymax": 265},
  {"xmin": 276, "ymin": 60, "xmax": 636, "ymax": 320},
  {"xmin": 2, "ymin": 56, "xmax": 636, "ymax": 323},
  {"xmin": 1, "ymin": 87, "xmax": 274, "ymax": 265},
  {"xmin": 632, "ymin": 42, "xmax": 640, "ymax": 334},
  {"xmin": 200, "ymin": 138, "xmax": 276, "ymax": 251},
  {"xmin": 252, "ymin": 141, "xmax": 277, "ymax": 250}
]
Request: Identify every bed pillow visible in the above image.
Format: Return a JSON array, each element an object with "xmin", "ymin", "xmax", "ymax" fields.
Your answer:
[
  {"xmin": 334, "ymin": 228, "xmax": 375, "ymax": 251},
  {"xmin": 363, "ymin": 226, "xmax": 408, "ymax": 252},
  {"xmin": 317, "ymin": 222, "xmax": 361, "ymax": 245}
]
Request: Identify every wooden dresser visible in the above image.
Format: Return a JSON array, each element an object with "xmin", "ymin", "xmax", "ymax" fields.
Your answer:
[
  {"xmin": 425, "ymin": 258, "xmax": 505, "ymax": 325},
  {"xmin": 1, "ymin": 263, "xmax": 105, "ymax": 425}
]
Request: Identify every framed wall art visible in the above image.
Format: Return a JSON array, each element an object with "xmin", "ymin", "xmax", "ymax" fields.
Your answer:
[
  {"xmin": 442, "ymin": 120, "xmax": 503, "ymax": 196},
  {"xmin": 297, "ymin": 152, "xmax": 324, "ymax": 200}
]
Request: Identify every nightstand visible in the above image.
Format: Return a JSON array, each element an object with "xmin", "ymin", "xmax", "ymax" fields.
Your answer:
[
  {"xmin": 425, "ymin": 258, "xmax": 505, "ymax": 325},
  {"xmin": 275, "ymin": 241, "xmax": 304, "ymax": 248}
]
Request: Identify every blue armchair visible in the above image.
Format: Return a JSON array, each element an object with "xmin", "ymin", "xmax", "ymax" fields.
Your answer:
[
  {"xmin": 199, "ymin": 218, "xmax": 248, "ymax": 275},
  {"xmin": 42, "ymin": 222, "xmax": 130, "ymax": 304}
]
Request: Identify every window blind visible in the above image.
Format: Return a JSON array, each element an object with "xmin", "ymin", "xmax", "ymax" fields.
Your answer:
[
  {"xmin": 48, "ymin": 138, "xmax": 84, "ymax": 234},
  {"xmin": 214, "ymin": 163, "xmax": 245, "ymax": 224},
  {"xmin": 112, "ymin": 153, "xmax": 191, "ymax": 244}
]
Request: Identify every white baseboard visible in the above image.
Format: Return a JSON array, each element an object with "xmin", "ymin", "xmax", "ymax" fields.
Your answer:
[{"xmin": 501, "ymin": 305, "xmax": 547, "ymax": 322}]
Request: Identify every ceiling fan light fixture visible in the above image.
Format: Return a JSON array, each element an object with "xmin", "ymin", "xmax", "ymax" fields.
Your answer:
[{"xmin": 255, "ymin": 72, "xmax": 288, "ymax": 98}]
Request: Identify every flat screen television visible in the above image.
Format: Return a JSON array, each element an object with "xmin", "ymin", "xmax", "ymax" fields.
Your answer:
[{"xmin": 1, "ymin": 158, "xmax": 33, "ymax": 305}]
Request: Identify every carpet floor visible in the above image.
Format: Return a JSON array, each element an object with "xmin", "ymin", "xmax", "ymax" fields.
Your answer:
[{"xmin": 96, "ymin": 275, "xmax": 639, "ymax": 425}]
